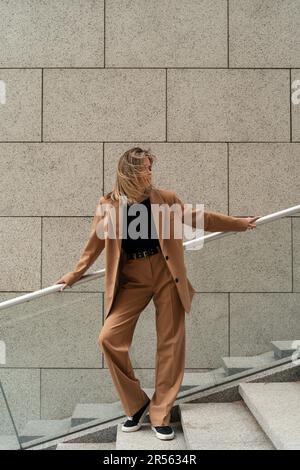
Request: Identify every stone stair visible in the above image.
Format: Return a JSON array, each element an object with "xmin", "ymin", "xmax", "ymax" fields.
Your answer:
[
  {"xmin": 57, "ymin": 442, "xmax": 116, "ymax": 450},
  {"xmin": 57, "ymin": 379, "xmax": 300, "ymax": 450},
  {"xmin": 222, "ymin": 351, "xmax": 276, "ymax": 375},
  {"xmin": 239, "ymin": 382, "xmax": 300, "ymax": 450},
  {"xmin": 0, "ymin": 435, "xmax": 20, "ymax": 450},
  {"xmin": 71, "ymin": 402, "xmax": 124, "ymax": 427},
  {"xmin": 271, "ymin": 340, "xmax": 300, "ymax": 359},
  {"xmin": 19, "ymin": 417, "xmax": 72, "ymax": 444},
  {"xmin": 116, "ymin": 421, "xmax": 186, "ymax": 450},
  {"xmin": 14, "ymin": 383, "xmax": 206, "ymax": 446},
  {"xmin": 4, "ymin": 339, "xmax": 298, "ymax": 450},
  {"xmin": 179, "ymin": 401, "xmax": 274, "ymax": 450},
  {"xmin": 222, "ymin": 341, "xmax": 299, "ymax": 375}
]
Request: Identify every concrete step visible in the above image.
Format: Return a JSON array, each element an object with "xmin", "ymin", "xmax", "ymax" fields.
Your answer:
[
  {"xmin": 71, "ymin": 388, "xmax": 156, "ymax": 426},
  {"xmin": 56, "ymin": 442, "xmax": 116, "ymax": 450},
  {"xmin": 116, "ymin": 421, "xmax": 186, "ymax": 450},
  {"xmin": 70, "ymin": 385, "xmax": 195, "ymax": 427},
  {"xmin": 0, "ymin": 435, "xmax": 20, "ymax": 450},
  {"xmin": 71, "ymin": 402, "xmax": 124, "ymax": 427},
  {"xmin": 70, "ymin": 381, "xmax": 219, "ymax": 429},
  {"xmin": 179, "ymin": 402, "xmax": 274, "ymax": 450},
  {"xmin": 222, "ymin": 351, "xmax": 276, "ymax": 375},
  {"xmin": 19, "ymin": 417, "xmax": 72, "ymax": 444},
  {"xmin": 271, "ymin": 340, "xmax": 300, "ymax": 359},
  {"xmin": 239, "ymin": 381, "xmax": 300, "ymax": 450},
  {"xmin": 182, "ymin": 368, "xmax": 227, "ymax": 388}
]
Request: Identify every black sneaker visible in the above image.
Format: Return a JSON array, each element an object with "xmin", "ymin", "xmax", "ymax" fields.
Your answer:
[
  {"xmin": 151, "ymin": 425, "xmax": 175, "ymax": 440},
  {"xmin": 121, "ymin": 399, "xmax": 150, "ymax": 432}
]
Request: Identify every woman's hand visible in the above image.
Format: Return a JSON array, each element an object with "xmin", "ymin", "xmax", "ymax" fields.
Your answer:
[
  {"xmin": 55, "ymin": 277, "xmax": 70, "ymax": 292},
  {"xmin": 243, "ymin": 215, "xmax": 261, "ymax": 231}
]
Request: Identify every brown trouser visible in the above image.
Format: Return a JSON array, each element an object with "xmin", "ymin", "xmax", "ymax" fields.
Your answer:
[{"xmin": 98, "ymin": 245, "xmax": 185, "ymax": 426}]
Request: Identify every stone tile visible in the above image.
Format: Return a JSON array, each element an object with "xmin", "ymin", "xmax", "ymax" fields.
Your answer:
[
  {"xmin": 0, "ymin": 292, "xmax": 103, "ymax": 367},
  {"xmin": 42, "ymin": 216, "xmax": 105, "ymax": 292},
  {"xmin": 0, "ymin": 0, "xmax": 104, "ymax": 67},
  {"xmin": 43, "ymin": 69, "xmax": 165, "ymax": 141},
  {"xmin": 0, "ymin": 143, "xmax": 103, "ymax": 216},
  {"xmin": 0, "ymin": 70, "xmax": 41, "ymax": 141},
  {"xmin": 0, "ymin": 368, "xmax": 40, "ymax": 433},
  {"xmin": 0, "ymin": 218, "xmax": 41, "ymax": 291},
  {"xmin": 230, "ymin": 293, "xmax": 300, "ymax": 356},
  {"xmin": 185, "ymin": 293, "xmax": 229, "ymax": 368},
  {"xmin": 229, "ymin": 0, "xmax": 300, "ymax": 67},
  {"xmin": 229, "ymin": 143, "xmax": 300, "ymax": 218},
  {"xmin": 106, "ymin": 0, "xmax": 227, "ymax": 67},
  {"xmin": 185, "ymin": 217, "xmax": 291, "ymax": 292},
  {"xmin": 168, "ymin": 69, "xmax": 289, "ymax": 141}
]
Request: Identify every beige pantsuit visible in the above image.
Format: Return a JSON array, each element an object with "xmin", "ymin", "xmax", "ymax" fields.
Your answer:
[
  {"xmin": 58, "ymin": 187, "xmax": 248, "ymax": 427},
  {"xmin": 98, "ymin": 245, "xmax": 185, "ymax": 427}
]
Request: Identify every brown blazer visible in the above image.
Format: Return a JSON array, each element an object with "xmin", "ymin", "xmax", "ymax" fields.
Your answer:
[{"xmin": 58, "ymin": 187, "xmax": 247, "ymax": 319}]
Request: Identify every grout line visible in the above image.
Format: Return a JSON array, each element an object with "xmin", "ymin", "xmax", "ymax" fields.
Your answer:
[
  {"xmin": 40, "ymin": 217, "xmax": 43, "ymax": 290},
  {"xmin": 41, "ymin": 68, "xmax": 43, "ymax": 142},
  {"xmin": 0, "ymin": 141, "xmax": 299, "ymax": 144},
  {"xmin": 165, "ymin": 68, "xmax": 168, "ymax": 142},
  {"xmin": 227, "ymin": 0, "xmax": 229, "ymax": 68},
  {"xmin": 0, "ymin": 366, "xmax": 220, "ymax": 371},
  {"xmin": 0, "ymin": 290, "xmax": 297, "ymax": 294},
  {"xmin": 103, "ymin": 0, "xmax": 106, "ymax": 68},
  {"xmin": 290, "ymin": 68, "xmax": 292, "ymax": 142},
  {"xmin": 40, "ymin": 368, "xmax": 42, "ymax": 419},
  {"xmin": 227, "ymin": 142, "xmax": 230, "ymax": 214},
  {"xmin": 103, "ymin": 142, "xmax": 105, "ymax": 195},
  {"xmin": 0, "ymin": 66, "xmax": 295, "ymax": 70},
  {"xmin": 291, "ymin": 216, "xmax": 293, "ymax": 292},
  {"xmin": 102, "ymin": 293, "xmax": 104, "ymax": 368},
  {"xmin": 228, "ymin": 293, "xmax": 230, "ymax": 356}
]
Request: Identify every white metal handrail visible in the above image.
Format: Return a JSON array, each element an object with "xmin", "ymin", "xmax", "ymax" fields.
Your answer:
[{"xmin": 0, "ymin": 204, "xmax": 299, "ymax": 311}]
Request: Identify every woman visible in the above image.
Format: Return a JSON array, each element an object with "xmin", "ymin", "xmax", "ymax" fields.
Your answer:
[{"xmin": 56, "ymin": 147, "xmax": 260, "ymax": 441}]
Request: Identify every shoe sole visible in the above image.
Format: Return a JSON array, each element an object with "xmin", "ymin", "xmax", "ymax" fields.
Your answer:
[
  {"xmin": 151, "ymin": 425, "xmax": 175, "ymax": 440},
  {"xmin": 121, "ymin": 403, "xmax": 150, "ymax": 432}
]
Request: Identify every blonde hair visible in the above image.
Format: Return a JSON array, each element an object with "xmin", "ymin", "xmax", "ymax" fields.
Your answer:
[{"xmin": 104, "ymin": 147, "xmax": 157, "ymax": 205}]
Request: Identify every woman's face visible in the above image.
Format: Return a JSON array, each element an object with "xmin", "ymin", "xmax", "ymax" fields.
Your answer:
[{"xmin": 138, "ymin": 157, "xmax": 152, "ymax": 188}]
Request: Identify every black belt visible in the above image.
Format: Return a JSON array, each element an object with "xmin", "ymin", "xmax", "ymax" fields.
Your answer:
[{"xmin": 126, "ymin": 246, "xmax": 160, "ymax": 260}]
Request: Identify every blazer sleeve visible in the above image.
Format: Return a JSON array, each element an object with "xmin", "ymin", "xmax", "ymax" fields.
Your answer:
[
  {"xmin": 58, "ymin": 196, "xmax": 106, "ymax": 287},
  {"xmin": 172, "ymin": 192, "xmax": 247, "ymax": 233}
]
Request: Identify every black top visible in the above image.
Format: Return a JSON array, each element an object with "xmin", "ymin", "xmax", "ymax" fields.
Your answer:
[{"xmin": 121, "ymin": 197, "xmax": 160, "ymax": 254}]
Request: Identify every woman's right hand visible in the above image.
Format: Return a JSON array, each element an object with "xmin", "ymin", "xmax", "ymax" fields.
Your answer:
[
  {"xmin": 55, "ymin": 272, "xmax": 78, "ymax": 291},
  {"xmin": 243, "ymin": 215, "xmax": 261, "ymax": 231}
]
